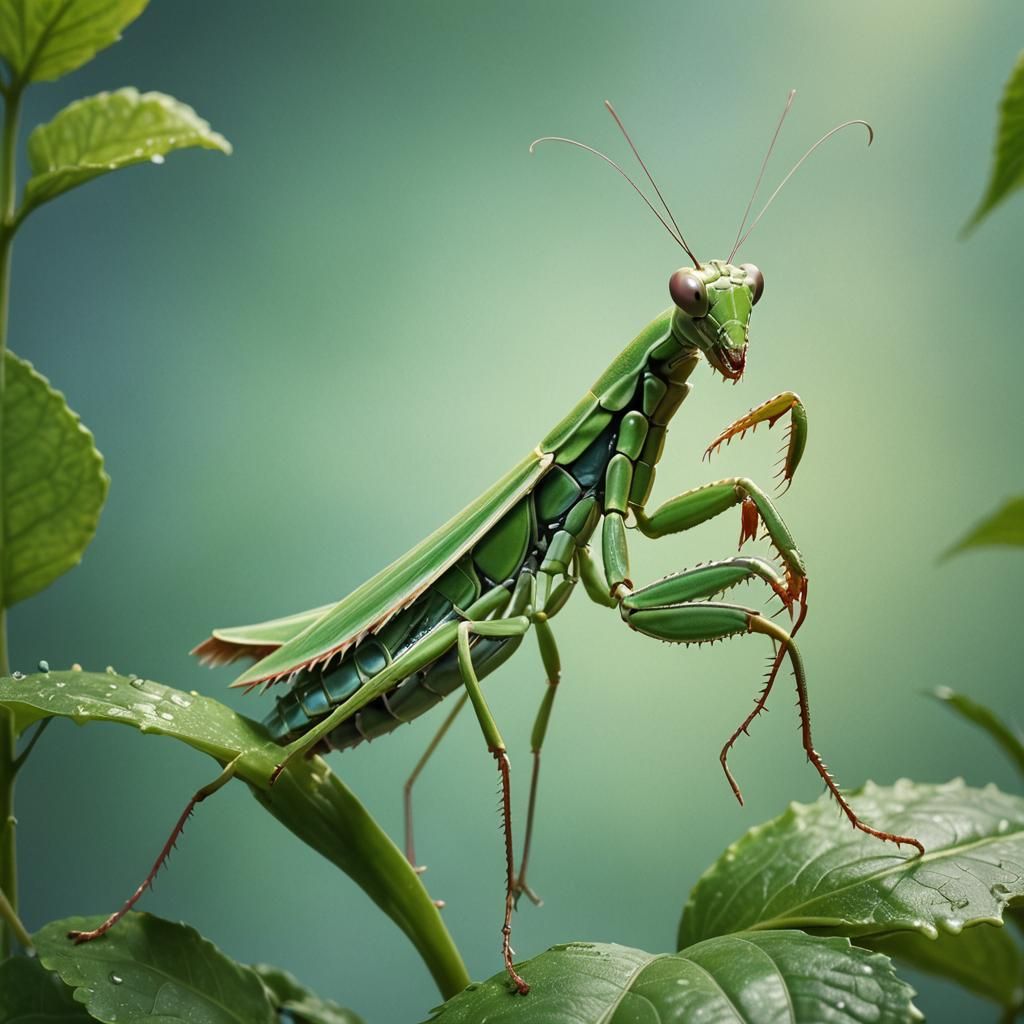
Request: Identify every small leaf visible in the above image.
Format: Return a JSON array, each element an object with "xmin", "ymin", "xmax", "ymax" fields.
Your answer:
[
  {"xmin": 24, "ymin": 87, "xmax": 231, "ymax": 212},
  {"xmin": 423, "ymin": 934, "xmax": 920, "ymax": 1024},
  {"xmin": 932, "ymin": 686, "xmax": 1024, "ymax": 779},
  {"xmin": 0, "ymin": 670, "xmax": 470, "ymax": 1000},
  {"xmin": 0, "ymin": 955, "xmax": 91, "ymax": 1021},
  {"xmin": 35, "ymin": 912, "xmax": 277, "ymax": 1024},
  {"xmin": 679, "ymin": 780, "xmax": 1024, "ymax": 948},
  {"xmin": 942, "ymin": 496, "xmax": 1024, "ymax": 559},
  {"xmin": 252, "ymin": 965, "xmax": 365, "ymax": 1024},
  {"xmin": 867, "ymin": 925, "xmax": 1024, "ymax": 1011},
  {"xmin": 3, "ymin": 351, "xmax": 108, "ymax": 607},
  {"xmin": 0, "ymin": 0, "xmax": 146, "ymax": 83},
  {"xmin": 965, "ymin": 51, "xmax": 1024, "ymax": 231}
]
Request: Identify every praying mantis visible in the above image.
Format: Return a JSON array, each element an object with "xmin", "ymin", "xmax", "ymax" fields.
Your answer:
[{"xmin": 78, "ymin": 92, "xmax": 925, "ymax": 995}]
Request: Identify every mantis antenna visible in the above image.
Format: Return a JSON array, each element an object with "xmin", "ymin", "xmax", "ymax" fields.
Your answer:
[
  {"xmin": 731, "ymin": 118, "xmax": 874, "ymax": 259},
  {"xmin": 729, "ymin": 89, "xmax": 797, "ymax": 263},
  {"xmin": 601, "ymin": 100, "xmax": 700, "ymax": 268},
  {"xmin": 530, "ymin": 105, "xmax": 701, "ymax": 267}
]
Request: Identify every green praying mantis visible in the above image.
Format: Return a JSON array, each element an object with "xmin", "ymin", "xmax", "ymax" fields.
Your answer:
[{"xmin": 75, "ymin": 92, "xmax": 924, "ymax": 995}]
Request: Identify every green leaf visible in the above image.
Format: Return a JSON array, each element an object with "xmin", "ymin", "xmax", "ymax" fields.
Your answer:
[
  {"xmin": 0, "ymin": 955, "xmax": 92, "ymax": 1022},
  {"xmin": 965, "ymin": 51, "xmax": 1024, "ymax": 231},
  {"xmin": 0, "ymin": 669, "xmax": 470, "ymax": 1000},
  {"xmin": 252, "ymin": 965, "xmax": 365, "ymax": 1024},
  {"xmin": 679, "ymin": 779, "xmax": 1024, "ymax": 948},
  {"xmin": 0, "ymin": 0, "xmax": 146, "ymax": 83},
  {"xmin": 932, "ymin": 686, "xmax": 1024, "ymax": 779},
  {"xmin": 942, "ymin": 496, "xmax": 1024, "ymax": 559},
  {"xmin": 423, "ymin": 934, "xmax": 920, "ymax": 1024},
  {"xmin": 24, "ymin": 87, "xmax": 231, "ymax": 213},
  {"xmin": 35, "ymin": 912, "xmax": 277, "ymax": 1024},
  {"xmin": 866, "ymin": 925, "xmax": 1024, "ymax": 1012},
  {"xmin": 3, "ymin": 350, "xmax": 108, "ymax": 607}
]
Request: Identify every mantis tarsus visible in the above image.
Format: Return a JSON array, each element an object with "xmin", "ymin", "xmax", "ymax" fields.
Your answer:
[{"xmin": 82, "ymin": 93, "xmax": 925, "ymax": 995}]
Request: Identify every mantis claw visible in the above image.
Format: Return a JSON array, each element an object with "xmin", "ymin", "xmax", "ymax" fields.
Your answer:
[{"xmin": 705, "ymin": 392, "xmax": 808, "ymax": 488}]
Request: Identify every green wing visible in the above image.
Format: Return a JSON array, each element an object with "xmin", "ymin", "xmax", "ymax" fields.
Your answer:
[
  {"xmin": 192, "ymin": 604, "xmax": 335, "ymax": 667},
  {"xmin": 219, "ymin": 450, "xmax": 552, "ymax": 688}
]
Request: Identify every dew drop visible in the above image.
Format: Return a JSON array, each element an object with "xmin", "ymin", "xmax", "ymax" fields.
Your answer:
[
  {"xmin": 998, "ymin": 819, "xmax": 1010, "ymax": 833},
  {"xmin": 11, "ymin": 671, "xmax": 23, "ymax": 680},
  {"xmin": 169, "ymin": 693, "xmax": 192, "ymax": 708},
  {"xmin": 55, "ymin": 681, "xmax": 65, "ymax": 688},
  {"xmin": 106, "ymin": 666, "xmax": 117, "ymax": 675},
  {"xmin": 134, "ymin": 702, "xmax": 157, "ymax": 716},
  {"xmin": 159, "ymin": 712, "xmax": 173, "ymax": 721},
  {"xmin": 71, "ymin": 663, "xmax": 82, "ymax": 671},
  {"xmin": 38, "ymin": 660, "xmax": 50, "ymax": 673},
  {"xmin": 150, "ymin": 153, "xmax": 165, "ymax": 165},
  {"xmin": 836, "ymin": 1001, "xmax": 845, "ymax": 1010},
  {"xmin": 130, "ymin": 679, "xmax": 147, "ymax": 691},
  {"xmin": 109, "ymin": 972, "xmax": 123, "ymax": 985}
]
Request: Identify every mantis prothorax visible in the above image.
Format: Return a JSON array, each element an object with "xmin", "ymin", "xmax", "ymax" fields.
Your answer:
[{"xmin": 82, "ymin": 92, "xmax": 924, "ymax": 996}]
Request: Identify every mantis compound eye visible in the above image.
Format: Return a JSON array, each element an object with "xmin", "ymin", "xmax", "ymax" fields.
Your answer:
[
  {"xmin": 669, "ymin": 270, "xmax": 708, "ymax": 317},
  {"xmin": 741, "ymin": 263, "xmax": 764, "ymax": 305}
]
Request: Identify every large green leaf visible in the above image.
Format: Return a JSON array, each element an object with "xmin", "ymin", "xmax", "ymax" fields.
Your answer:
[
  {"xmin": 0, "ymin": 955, "xmax": 91, "ymax": 1021},
  {"xmin": 0, "ymin": 669, "xmax": 469, "ymax": 999},
  {"xmin": 36, "ymin": 912, "xmax": 277, "ymax": 1024},
  {"xmin": 867, "ymin": 925, "xmax": 1023, "ymax": 1012},
  {"xmin": 0, "ymin": 0, "xmax": 146, "ymax": 83},
  {"xmin": 253, "ymin": 965, "xmax": 365, "ymax": 1024},
  {"xmin": 423, "ymin": 934, "xmax": 920, "ymax": 1024},
  {"xmin": 679, "ymin": 780, "xmax": 1024, "ymax": 947},
  {"xmin": 965, "ymin": 51, "xmax": 1024, "ymax": 231},
  {"xmin": 24, "ymin": 87, "xmax": 231, "ymax": 212},
  {"xmin": 932, "ymin": 686, "xmax": 1024, "ymax": 778},
  {"xmin": 942, "ymin": 496, "xmax": 1024, "ymax": 559},
  {"xmin": 3, "ymin": 350, "xmax": 108, "ymax": 607}
]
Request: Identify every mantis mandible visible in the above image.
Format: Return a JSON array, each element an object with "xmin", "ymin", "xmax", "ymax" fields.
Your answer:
[{"xmin": 77, "ymin": 92, "xmax": 925, "ymax": 995}]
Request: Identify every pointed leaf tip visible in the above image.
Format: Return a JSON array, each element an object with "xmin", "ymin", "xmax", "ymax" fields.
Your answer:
[
  {"xmin": 24, "ymin": 87, "xmax": 231, "ymax": 213},
  {"xmin": 963, "ymin": 51, "xmax": 1024, "ymax": 233}
]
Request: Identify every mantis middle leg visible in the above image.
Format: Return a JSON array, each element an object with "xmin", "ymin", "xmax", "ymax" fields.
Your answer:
[{"xmin": 601, "ymin": 477, "xmax": 922, "ymax": 853}]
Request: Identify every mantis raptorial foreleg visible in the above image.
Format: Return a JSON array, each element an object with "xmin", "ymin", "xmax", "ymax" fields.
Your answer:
[
  {"xmin": 632, "ymin": 476, "xmax": 807, "ymax": 611},
  {"xmin": 703, "ymin": 391, "xmax": 808, "ymax": 492}
]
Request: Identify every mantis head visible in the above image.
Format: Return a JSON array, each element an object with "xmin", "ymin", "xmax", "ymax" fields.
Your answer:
[{"xmin": 669, "ymin": 260, "xmax": 763, "ymax": 381}]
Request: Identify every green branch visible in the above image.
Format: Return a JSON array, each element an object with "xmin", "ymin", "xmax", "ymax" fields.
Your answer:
[{"xmin": 0, "ymin": 80, "xmax": 21, "ymax": 960}]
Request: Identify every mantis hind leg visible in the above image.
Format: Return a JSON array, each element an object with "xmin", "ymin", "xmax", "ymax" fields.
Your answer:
[
  {"xmin": 616, "ymin": 560, "xmax": 924, "ymax": 854},
  {"xmin": 403, "ymin": 692, "xmax": 469, "ymax": 875},
  {"xmin": 68, "ymin": 755, "xmax": 242, "ymax": 943}
]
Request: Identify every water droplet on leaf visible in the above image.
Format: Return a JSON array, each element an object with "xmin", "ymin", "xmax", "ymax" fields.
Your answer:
[
  {"xmin": 38, "ymin": 660, "xmax": 49, "ymax": 673},
  {"xmin": 11, "ymin": 671, "xmax": 23, "ymax": 680},
  {"xmin": 150, "ymin": 153, "xmax": 165, "ymax": 165},
  {"xmin": 109, "ymin": 973, "xmax": 123, "ymax": 985}
]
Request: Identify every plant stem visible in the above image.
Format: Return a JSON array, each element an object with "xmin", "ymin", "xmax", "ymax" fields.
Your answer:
[{"xmin": 0, "ymin": 82, "xmax": 21, "ymax": 960}]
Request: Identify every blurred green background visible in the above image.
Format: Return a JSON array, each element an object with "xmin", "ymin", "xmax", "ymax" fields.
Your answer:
[{"xmin": 10, "ymin": 1, "xmax": 1024, "ymax": 1020}]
